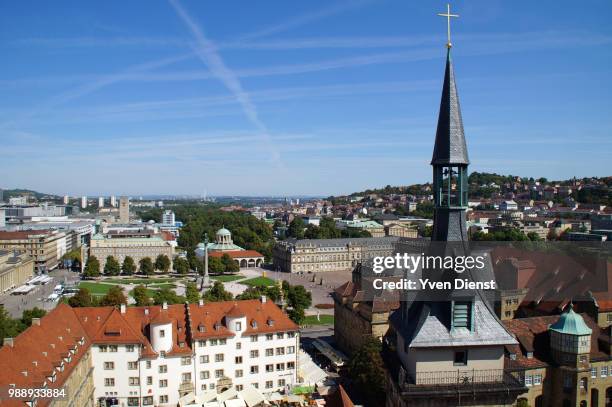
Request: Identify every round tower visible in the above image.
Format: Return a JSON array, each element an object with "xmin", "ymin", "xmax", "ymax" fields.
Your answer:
[
  {"xmin": 549, "ymin": 304, "xmax": 592, "ymax": 366},
  {"xmin": 150, "ymin": 311, "xmax": 173, "ymax": 354}
]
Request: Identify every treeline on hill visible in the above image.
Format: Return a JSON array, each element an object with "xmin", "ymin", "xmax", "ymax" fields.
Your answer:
[
  {"xmin": 285, "ymin": 217, "xmax": 371, "ymax": 240},
  {"xmin": 139, "ymin": 205, "xmax": 274, "ymax": 262}
]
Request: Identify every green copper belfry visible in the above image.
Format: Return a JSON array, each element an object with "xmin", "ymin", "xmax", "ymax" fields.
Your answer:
[{"xmin": 431, "ymin": 47, "xmax": 469, "ymax": 242}]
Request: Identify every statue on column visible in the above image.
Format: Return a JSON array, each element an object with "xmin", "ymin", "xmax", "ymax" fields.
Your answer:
[{"xmin": 200, "ymin": 233, "xmax": 211, "ymax": 291}]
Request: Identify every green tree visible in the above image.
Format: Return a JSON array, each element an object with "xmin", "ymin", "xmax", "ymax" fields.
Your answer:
[
  {"xmin": 287, "ymin": 285, "xmax": 312, "ymax": 311},
  {"xmin": 527, "ymin": 232, "xmax": 542, "ymax": 241},
  {"xmin": 203, "ymin": 281, "xmax": 233, "ymax": 302},
  {"xmin": 104, "ymin": 256, "xmax": 121, "ymax": 276},
  {"xmin": 288, "ymin": 218, "xmax": 305, "ymax": 239},
  {"xmin": 20, "ymin": 307, "xmax": 46, "ymax": 327},
  {"xmin": 173, "ymin": 257, "xmax": 190, "ymax": 275},
  {"xmin": 68, "ymin": 288, "xmax": 95, "ymax": 307},
  {"xmin": 287, "ymin": 307, "xmax": 306, "ymax": 325},
  {"xmin": 153, "ymin": 287, "xmax": 185, "ymax": 305},
  {"xmin": 221, "ymin": 254, "xmax": 240, "ymax": 274},
  {"xmin": 0, "ymin": 308, "xmax": 25, "ymax": 342},
  {"xmin": 208, "ymin": 256, "xmax": 225, "ymax": 275},
  {"xmin": 84, "ymin": 255, "xmax": 100, "ymax": 278},
  {"xmin": 99, "ymin": 286, "xmax": 127, "ymax": 306},
  {"xmin": 122, "ymin": 256, "xmax": 136, "ymax": 275},
  {"xmin": 139, "ymin": 257, "xmax": 154, "ymax": 275},
  {"xmin": 154, "ymin": 254, "xmax": 171, "ymax": 273},
  {"xmin": 132, "ymin": 284, "xmax": 152, "ymax": 306},
  {"xmin": 348, "ymin": 337, "xmax": 386, "ymax": 405},
  {"xmin": 185, "ymin": 282, "xmax": 201, "ymax": 303}
]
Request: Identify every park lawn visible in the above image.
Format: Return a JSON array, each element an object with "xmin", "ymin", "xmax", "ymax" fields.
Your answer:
[
  {"xmin": 211, "ymin": 274, "xmax": 244, "ymax": 282},
  {"xmin": 148, "ymin": 283, "xmax": 176, "ymax": 289},
  {"xmin": 104, "ymin": 278, "xmax": 175, "ymax": 285},
  {"xmin": 241, "ymin": 276, "xmax": 276, "ymax": 287},
  {"xmin": 78, "ymin": 281, "xmax": 117, "ymax": 296},
  {"xmin": 303, "ymin": 315, "xmax": 334, "ymax": 325},
  {"xmin": 129, "ymin": 287, "xmax": 158, "ymax": 299}
]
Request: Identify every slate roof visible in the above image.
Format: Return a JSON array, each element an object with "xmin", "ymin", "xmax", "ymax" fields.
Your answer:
[
  {"xmin": 407, "ymin": 299, "xmax": 517, "ymax": 348},
  {"xmin": 431, "ymin": 48, "xmax": 469, "ymax": 166}
]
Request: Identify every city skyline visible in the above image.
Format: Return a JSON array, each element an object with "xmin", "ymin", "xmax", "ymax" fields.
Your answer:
[{"xmin": 1, "ymin": 0, "xmax": 611, "ymax": 196}]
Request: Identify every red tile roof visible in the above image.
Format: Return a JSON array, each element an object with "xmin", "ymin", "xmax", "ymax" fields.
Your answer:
[
  {"xmin": 208, "ymin": 250, "xmax": 264, "ymax": 259},
  {"xmin": 0, "ymin": 299, "xmax": 297, "ymax": 404}
]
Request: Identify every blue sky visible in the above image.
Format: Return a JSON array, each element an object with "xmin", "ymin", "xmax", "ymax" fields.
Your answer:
[{"xmin": 1, "ymin": 0, "xmax": 611, "ymax": 196}]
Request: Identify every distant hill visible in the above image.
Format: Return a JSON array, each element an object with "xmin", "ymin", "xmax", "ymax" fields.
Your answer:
[{"xmin": 1, "ymin": 188, "xmax": 61, "ymax": 201}]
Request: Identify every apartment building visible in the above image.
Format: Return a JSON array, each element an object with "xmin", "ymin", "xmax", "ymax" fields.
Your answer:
[
  {"xmin": 0, "ymin": 298, "xmax": 299, "ymax": 407},
  {"xmin": 0, "ymin": 229, "xmax": 67, "ymax": 272}
]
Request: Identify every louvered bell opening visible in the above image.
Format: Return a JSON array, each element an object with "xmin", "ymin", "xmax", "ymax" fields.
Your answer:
[{"xmin": 453, "ymin": 301, "xmax": 471, "ymax": 329}]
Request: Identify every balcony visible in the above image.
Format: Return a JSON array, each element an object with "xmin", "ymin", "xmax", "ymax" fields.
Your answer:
[{"xmin": 398, "ymin": 369, "xmax": 526, "ymax": 399}]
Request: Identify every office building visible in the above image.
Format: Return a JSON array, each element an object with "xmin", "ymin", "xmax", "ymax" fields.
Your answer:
[{"xmin": 119, "ymin": 196, "xmax": 130, "ymax": 223}]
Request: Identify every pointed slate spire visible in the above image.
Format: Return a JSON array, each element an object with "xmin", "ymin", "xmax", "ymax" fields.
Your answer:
[{"xmin": 431, "ymin": 48, "xmax": 469, "ymax": 165}]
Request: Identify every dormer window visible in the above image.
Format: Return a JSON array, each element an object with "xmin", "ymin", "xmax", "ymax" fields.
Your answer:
[
  {"xmin": 526, "ymin": 351, "xmax": 534, "ymax": 359},
  {"xmin": 251, "ymin": 320, "xmax": 258, "ymax": 329},
  {"xmin": 452, "ymin": 301, "xmax": 472, "ymax": 330},
  {"xmin": 198, "ymin": 324, "xmax": 206, "ymax": 333}
]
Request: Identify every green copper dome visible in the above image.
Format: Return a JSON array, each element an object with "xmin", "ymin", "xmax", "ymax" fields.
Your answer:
[{"xmin": 549, "ymin": 304, "xmax": 592, "ymax": 336}]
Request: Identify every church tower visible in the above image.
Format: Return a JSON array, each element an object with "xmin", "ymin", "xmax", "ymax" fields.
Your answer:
[
  {"xmin": 431, "ymin": 46, "xmax": 470, "ymax": 242},
  {"xmin": 384, "ymin": 6, "xmax": 525, "ymax": 406}
]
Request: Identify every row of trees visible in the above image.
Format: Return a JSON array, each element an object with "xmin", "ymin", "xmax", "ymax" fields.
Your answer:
[{"xmin": 83, "ymin": 254, "xmax": 172, "ymax": 278}]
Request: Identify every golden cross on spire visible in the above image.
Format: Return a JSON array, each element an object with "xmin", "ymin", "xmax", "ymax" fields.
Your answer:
[{"xmin": 437, "ymin": 3, "xmax": 459, "ymax": 48}]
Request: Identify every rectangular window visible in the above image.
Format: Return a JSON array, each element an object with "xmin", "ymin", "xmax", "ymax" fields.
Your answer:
[
  {"xmin": 250, "ymin": 350, "xmax": 259, "ymax": 358},
  {"xmin": 235, "ymin": 356, "xmax": 243, "ymax": 364},
  {"xmin": 276, "ymin": 347, "xmax": 285, "ymax": 355},
  {"xmin": 129, "ymin": 377, "xmax": 139, "ymax": 386},
  {"xmin": 210, "ymin": 339, "xmax": 218, "ymax": 346},
  {"xmin": 252, "ymin": 383, "xmax": 258, "ymax": 389},
  {"xmin": 533, "ymin": 374, "xmax": 542, "ymax": 385},
  {"xmin": 236, "ymin": 322, "xmax": 242, "ymax": 331},
  {"xmin": 287, "ymin": 346, "xmax": 295, "ymax": 354},
  {"xmin": 251, "ymin": 335, "xmax": 258, "ymax": 342},
  {"xmin": 235, "ymin": 369, "xmax": 243, "ymax": 378},
  {"xmin": 250, "ymin": 365, "xmax": 259, "ymax": 374},
  {"xmin": 276, "ymin": 363, "xmax": 285, "ymax": 371},
  {"xmin": 525, "ymin": 375, "xmax": 532, "ymax": 387},
  {"xmin": 127, "ymin": 397, "xmax": 139, "ymax": 406},
  {"xmin": 200, "ymin": 355, "xmax": 209, "ymax": 364},
  {"xmin": 143, "ymin": 396, "xmax": 153, "ymax": 405},
  {"xmin": 159, "ymin": 329, "xmax": 165, "ymax": 338},
  {"xmin": 215, "ymin": 369, "xmax": 224, "ymax": 378},
  {"xmin": 453, "ymin": 350, "xmax": 468, "ymax": 366},
  {"xmin": 198, "ymin": 340, "xmax": 206, "ymax": 347},
  {"xmin": 563, "ymin": 374, "xmax": 572, "ymax": 389},
  {"xmin": 128, "ymin": 361, "xmax": 138, "ymax": 370},
  {"xmin": 181, "ymin": 356, "xmax": 191, "ymax": 365},
  {"xmin": 288, "ymin": 362, "xmax": 295, "ymax": 370},
  {"xmin": 266, "ymin": 334, "xmax": 273, "ymax": 340},
  {"xmin": 452, "ymin": 301, "xmax": 471, "ymax": 329},
  {"xmin": 265, "ymin": 381, "xmax": 273, "ymax": 389},
  {"xmin": 602, "ymin": 366, "xmax": 608, "ymax": 377},
  {"xmin": 181, "ymin": 373, "xmax": 191, "ymax": 383},
  {"xmin": 159, "ymin": 365, "xmax": 167, "ymax": 373},
  {"xmin": 266, "ymin": 364, "xmax": 273, "ymax": 373},
  {"xmin": 109, "ymin": 345, "xmax": 118, "ymax": 352},
  {"xmin": 200, "ymin": 371, "xmax": 210, "ymax": 379},
  {"xmin": 160, "ymin": 395, "xmax": 168, "ymax": 403},
  {"xmin": 288, "ymin": 332, "xmax": 296, "ymax": 338},
  {"xmin": 159, "ymin": 379, "xmax": 168, "ymax": 387},
  {"xmin": 215, "ymin": 354, "xmax": 224, "ymax": 362},
  {"xmin": 278, "ymin": 379, "xmax": 286, "ymax": 387},
  {"xmin": 126, "ymin": 345, "xmax": 135, "ymax": 352},
  {"xmin": 99, "ymin": 345, "xmax": 108, "ymax": 352},
  {"xmin": 266, "ymin": 348, "xmax": 274, "ymax": 356},
  {"xmin": 591, "ymin": 367, "xmax": 597, "ymax": 378},
  {"xmin": 277, "ymin": 333, "xmax": 284, "ymax": 339},
  {"xmin": 146, "ymin": 360, "xmax": 151, "ymax": 369},
  {"xmin": 236, "ymin": 342, "xmax": 241, "ymax": 350},
  {"xmin": 105, "ymin": 378, "xmax": 115, "ymax": 386},
  {"xmin": 147, "ymin": 376, "xmax": 152, "ymax": 385},
  {"xmin": 104, "ymin": 362, "xmax": 114, "ymax": 370}
]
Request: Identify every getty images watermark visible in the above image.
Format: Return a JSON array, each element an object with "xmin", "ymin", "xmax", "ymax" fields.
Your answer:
[{"xmin": 370, "ymin": 253, "xmax": 496, "ymax": 291}]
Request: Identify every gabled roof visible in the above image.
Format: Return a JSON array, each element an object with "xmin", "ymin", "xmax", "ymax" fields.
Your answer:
[{"xmin": 431, "ymin": 48, "xmax": 469, "ymax": 166}]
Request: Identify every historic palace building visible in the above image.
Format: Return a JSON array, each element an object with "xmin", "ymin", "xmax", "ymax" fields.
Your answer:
[
  {"xmin": 0, "ymin": 229, "xmax": 67, "ymax": 272},
  {"xmin": 0, "ymin": 298, "xmax": 299, "ymax": 407},
  {"xmin": 89, "ymin": 232, "xmax": 175, "ymax": 272},
  {"xmin": 272, "ymin": 236, "xmax": 399, "ymax": 273}
]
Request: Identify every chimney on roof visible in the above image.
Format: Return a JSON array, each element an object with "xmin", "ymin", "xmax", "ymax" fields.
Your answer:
[
  {"xmin": 32, "ymin": 361, "xmax": 38, "ymax": 367},
  {"xmin": 261, "ymin": 295, "xmax": 267, "ymax": 303},
  {"xmin": 22, "ymin": 371, "xmax": 28, "ymax": 377},
  {"xmin": 144, "ymin": 308, "xmax": 149, "ymax": 315},
  {"xmin": 3, "ymin": 338, "xmax": 14, "ymax": 347},
  {"xmin": 198, "ymin": 299, "xmax": 204, "ymax": 307},
  {"xmin": 162, "ymin": 302, "xmax": 168, "ymax": 310},
  {"xmin": 120, "ymin": 304, "xmax": 126, "ymax": 314}
]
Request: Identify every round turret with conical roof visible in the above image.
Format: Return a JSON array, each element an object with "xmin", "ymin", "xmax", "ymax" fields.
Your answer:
[{"xmin": 549, "ymin": 304, "xmax": 592, "ymax": 365}]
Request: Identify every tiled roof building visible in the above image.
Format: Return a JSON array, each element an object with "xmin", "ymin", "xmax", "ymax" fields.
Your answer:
[{"xmin": 0, "ymin": 298, "xmax": 299, "ymax": 407}]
